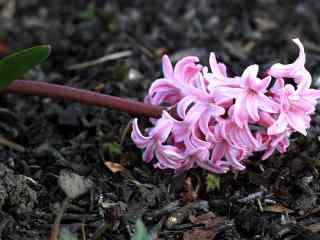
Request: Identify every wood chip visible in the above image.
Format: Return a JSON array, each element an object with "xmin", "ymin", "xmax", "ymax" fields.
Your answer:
[{"xmin": 183, "ymin": 228, "xmax": 215, "ymax": 240}]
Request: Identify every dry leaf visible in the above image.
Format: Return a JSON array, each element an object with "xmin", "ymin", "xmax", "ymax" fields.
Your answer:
[
  {"xmin": 264, "ymin": 205, "xmax": 294, "ymax": 214},
  {"xmin": 104, "ymin": 161, "xmax": 125, "ymax": 173},
  {"xmin": 304, "ymin": 224, "xmax": 320, "ymax": 233}
]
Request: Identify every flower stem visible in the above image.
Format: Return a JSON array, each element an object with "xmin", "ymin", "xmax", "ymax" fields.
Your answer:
[{"xmin": 4, "ymin": 80, "xmax": 165, "ymax": 118}]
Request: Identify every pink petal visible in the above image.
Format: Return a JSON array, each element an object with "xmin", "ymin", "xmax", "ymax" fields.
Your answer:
[
  {"xmin": 184, "ymin": 103, "xmax": 207, "ymax": 124},
  {"xmin": 211, "ymin": 142, "xmax": 226, "ymax": 163},
  {"xmin": 184, "ymin": 130, "xmax": 211, "ymax": 153},
  {"xmin": 209, "ymin": 52, "xmax": 227, "ymax": 77},
  {"xmin": 211, "ymin": 89, "xmax": 234, "ymax": 105},
  {"xmin": 162, "ymin": 55, "xmax": 174, "ymax": 78},
  {"xmin": 257, "ymin": 93, "xmax": 279, "ymax": 113},
  {"xmin": 183, "ymin": 64, "xmax": 202, "ymax": 84},
  {"xmin": 150, "ymin": 112, "xmax": 174, "ymax": 142},
  {"xmin": 286, "ymin": 110, "xmax": 309, "ymax": 135},
  {"xmin": 277, "ymin": 137, "xmax": 290, "ymax": 153},
  {"xmin": 198, "ymin": 109, "xmax": 211, "ymax": 134},
  {"xmin": 268, "ymin": 38, "xmax": 305, "ymax": 78},
  {"xmin": 177, "ymin": 96, "xmax": 195, "ymax": 119},
  {"xmin": 174, "ymin": 56, "xmax": 199, "ymax": 81},
  {"xmin": 295, "ymin": 69, "xmax": 312, "ymax": 89},
  {"xmin": 197, "ymin": 158, "xmax": 229, "ymax": 174},
  {"xmin": 171, "ymin": 122, "xmax": 188, "ymax": 142},
  {"xmin": 267, "ymin": 113, "xmax": 288, "ymax": 135},
  {"xmin": 149, "ymin": 91, "xmax": 170, "ymax": 105},
  {"xmin": 218, "ymin": 63, "xmax": 227, "ymax": 77},
  {"xmin": 193, "ymin": 148, "xmax": 210, "ymax": 162},
  {"xmin": 226, "ymin": 121, "xmax": 259, "ymax": 150},
  {"xmin": 214, "ymin": 87, "xmax": 245, "ymax": 99},
  {"xmin": 270, "ymin": 132, "xmax": 288, "ymax": 148},
  {"xmin": 257, "ymin": 112, "xmax": 275, "ymax": 127},
  {"xmin": 225, "ymin": 145, "xmax": 246, "ymax": 171},
  {"xmin": 262, "ymin": 147, "xmax": 275, "ymax": 160},
  {"xmin": 254, "ymin": 76, "xmax": 271, "ymax": 92},
  {"xmin": 246, "ymin": 95, "xmax": 259, "ymax": 121},
  {"xmin": 197, "ymin": 74, "xmax": 209, "ymax": 95},
  {"xmin": 301, "ymin": 88, "xmax": 320, "ymax": 101},
  {"xmin": 143, "ymin": 143, "xmax": 155, "ymax": 163},
  {"xmin": 242, "ymin": 64, "xmax": 259, "ymax": 89},
  {"xmin": 148, "ymin": 78, "xmax": 177, "ymax": 96},
  {"xmin": 291, "ymin": 98, "xmax": 315, "ymax": 114},
  {"xmin": 208, "ymin": 103, "xmax": 225, "ymax": 116},
  {"xmin": 233, "ymin": 97, "xmax": 248, "ymax": 128},
  {"xmin": 155, "ymin": 145, "xmax": 184, "ymax": 169},
  {"xmin": 131, "ymin": 119, "xmax": 151, "ymax": 148},
  {"xmin": 271, "ymin": 78, "xmax": 285, "ymax": 97}
]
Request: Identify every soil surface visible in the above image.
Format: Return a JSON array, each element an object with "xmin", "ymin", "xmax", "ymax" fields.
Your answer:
[{"xmin": 1, "ymin": 0, "xmax": 320, "ymax": 239}]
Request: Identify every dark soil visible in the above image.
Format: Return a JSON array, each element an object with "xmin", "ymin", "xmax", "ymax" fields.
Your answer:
[{"xmin": 1, "ymin": 0, "xmax": 320, "ymax": 239}]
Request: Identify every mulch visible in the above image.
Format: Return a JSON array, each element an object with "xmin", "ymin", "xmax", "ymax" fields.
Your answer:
[{"xmin": 0, "ymin": 0, "xmax": 320, "ymax": 239}]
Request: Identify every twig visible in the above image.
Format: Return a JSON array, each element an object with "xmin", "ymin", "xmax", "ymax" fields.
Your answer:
[
  {"xmin": 0, "ymin": 135, "xmax": 25, "ymax": 152},
  {"xmin": 49, "ymin": 198, "xmax": 69, "ymax": 240},
  {"xmin": 144, "ymin": 200, "xmax": 181, "ymax": 223},
  {"xmin": 66, "ymin": 51, "xmax": 132, "ymax": 70},
  {"xmin": 81, "ymin": 222, "xmax": 87, "ymax": 240},
  {"xmin": 257, "ymin": 198, "xmax": 264, "ymax": 212},
  {"xmin": 120, "ymin": 119, "xmax": 133, "ymax": 145},
  {"xmin": 33, "ymin": 143, "xmax": 88, "ymax": 174},
  {"xmin": 238, "ymin": 191, "xmax": 264, "ymax": 203}
]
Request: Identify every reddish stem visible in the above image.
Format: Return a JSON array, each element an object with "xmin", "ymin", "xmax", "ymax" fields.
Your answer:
[{"xmin": 4, "ymin": 80, "xmax": 165, "ymax": 118}]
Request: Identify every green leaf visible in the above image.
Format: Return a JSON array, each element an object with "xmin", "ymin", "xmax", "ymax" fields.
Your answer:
[
  {"xmin": 131, "ymin": 219, "xmax": 148, "ymax": 240},
  {"xmin": 59, "ymin": 228, "xmax": 78, "ymax": 240},
  {"xmin": 103, "ymin": 142, "xmax": 122, "ymax": 157},
  {"xmin": 206, "ymin": 174, "xmax": 220, "ymax": 192},
  {"xmin": 0, "ymin": 45, "xmax": 51, "ymax": 90}
]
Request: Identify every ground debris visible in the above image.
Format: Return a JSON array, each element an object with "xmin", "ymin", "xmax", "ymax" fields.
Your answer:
[
  {"xmin": 2, "ymin": 0, "xmax": 320, "ymax": 239},
  {"xmin": 58, "ymin": 170, "xmax": 93, "ymax": 199}
]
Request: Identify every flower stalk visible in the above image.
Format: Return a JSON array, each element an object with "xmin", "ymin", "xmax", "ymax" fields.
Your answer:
[{"xmin": 4, "ymin": 80, "xmax": 165, "ymax": 118}]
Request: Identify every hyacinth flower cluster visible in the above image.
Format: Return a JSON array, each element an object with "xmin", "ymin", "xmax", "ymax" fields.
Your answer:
[{"xmin": 131, "ymin": 39, "xmax": 320, "ymax": 174}]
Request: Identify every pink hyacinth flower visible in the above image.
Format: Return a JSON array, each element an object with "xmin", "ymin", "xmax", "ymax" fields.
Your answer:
[
  {"xmin": 255, "ymin": 111, "xmax": 292, "ymax": 159},
  {"xmin": 147, "ymin": 55, "xmax": 203, "ymax": 106},
  {"xmin": 170, "ymin": 147, "xmax": 211, "ymax": 174},
  {"xmin": 268, "ymin": 38, "xmax": 311, "ymax": 90},
  {"xmin": 215, "ymin": 65, "xmax": 279, "ymax": 128},
  {"xmin": 131, "ymin": 38, "xmax": 320, "ymax": 174},
  {"xmin": 131, "ymin": 111, "xmax": 175, "ymax": 162},
  {"xmin": 153, "ymin": 144, "xmax": 186, "ymax": 170},
  {"xmin": 208, "ymin": 119, "xmax": 259, "ymax": 171},
  {"xmin": 256, "ymin": 130, "xmax": 291, "ymax": 160},
  {"xmin": 268, "ymin": 38, "xmax": 320, "ymax": 119},
  {"xmin": 268, "ymin": 83, "xmax": 311, "ymax": 135},
  {"xmin": 204, "ymin": 53, "xmax": 228, "ymax": 86}
]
